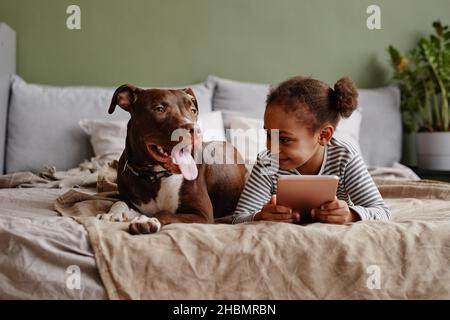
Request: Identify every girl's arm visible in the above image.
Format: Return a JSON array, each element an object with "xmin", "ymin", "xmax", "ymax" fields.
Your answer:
[
  {"xmin": 343, "ymin": 153, "xmax": 391, "ymax": 221},
  {"xmin": 232, "ymin": 153, "xmax": 274, "ymax": 224}
]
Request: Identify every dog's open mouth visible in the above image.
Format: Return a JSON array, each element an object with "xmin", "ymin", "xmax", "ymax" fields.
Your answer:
[
  {"xmin": 148, "ymin": 144, "xmax": 170, "ymax": 160},
  {"xmin": 147, "ymin": 144, "xmax": 171, "ymax": 163},
  {"xmin": 147, "ymin": 143, "xmax": 198, "ymax": 181}
]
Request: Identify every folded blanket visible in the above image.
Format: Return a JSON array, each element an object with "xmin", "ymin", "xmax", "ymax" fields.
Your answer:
[
  {"xmin": 0, "ymin": 155, "xmax": 112, "ymax": 189},
  {"xmin": 369, "ymin": 162, "xmax": 420, "ymax": 181},
  {"xmin": 51, "ymin": 161, "xmax": 450, "ymax": 300}
]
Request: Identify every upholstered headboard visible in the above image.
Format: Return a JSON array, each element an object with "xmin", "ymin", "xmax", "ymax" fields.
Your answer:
[{"xmin": 0, "ymin": 22, "xmax": 16, "ymax": 174}]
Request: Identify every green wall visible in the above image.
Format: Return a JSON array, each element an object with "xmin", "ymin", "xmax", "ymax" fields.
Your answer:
[{"xmin": 1, "ymin": 0, "xmax": 450, "ymax": 88}]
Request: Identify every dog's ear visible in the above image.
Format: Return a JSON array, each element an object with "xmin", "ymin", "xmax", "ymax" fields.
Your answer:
[
  {"xmin": 109, "ymin": 84, "xmax": 139, "ymax": 114},
  {"xmin": 181, "ymin": 88, "xmax": 198, "ymax": 108}
]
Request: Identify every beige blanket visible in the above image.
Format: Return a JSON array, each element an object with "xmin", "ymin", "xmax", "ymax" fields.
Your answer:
[
  {"xmin": 52, "ymin": 161, "xmax": 450, "ymax": 300},
  {"xmin": 0, "ymin": 155, "xmax": 114, "ymax": 189},
  {"xmin": 0, "ymin": 187, "xmax": 107, "ymax": 299}
]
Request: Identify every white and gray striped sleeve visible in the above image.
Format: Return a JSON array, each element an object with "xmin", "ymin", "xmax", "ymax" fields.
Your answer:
[
  {"xmin": 343, "ymin": 153, "xmax": 391, "ymax": 221},
  {"xmin": 232, "ymin": 154, "xmax": 274, "ymax": 224}
]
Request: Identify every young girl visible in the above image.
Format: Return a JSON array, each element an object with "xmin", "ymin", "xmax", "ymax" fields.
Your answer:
[{"xmin": 232, "ymin": 76, "xmax": 391, "ymax": 224}]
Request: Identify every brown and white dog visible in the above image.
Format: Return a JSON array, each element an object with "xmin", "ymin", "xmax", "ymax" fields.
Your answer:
[{"xmin": 102, "ymin": 84, "xmax": 246, "ymax": 234}]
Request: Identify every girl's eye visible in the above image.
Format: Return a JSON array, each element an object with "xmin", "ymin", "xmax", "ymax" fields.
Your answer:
[
  {"xmin": 280, "ymin": 137, "xmax": 290, "ymax": 143},
  {"xmin": 153, "ymin": 105, "xmax": 165, "ymax": 113},
  {"xmin": 190, "ymin": 107, "xmax": 198, "ymax": 115}
]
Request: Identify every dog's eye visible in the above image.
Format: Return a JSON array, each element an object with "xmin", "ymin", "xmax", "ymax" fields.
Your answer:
[
  {"xmin": 153, "ymin": 105, "xmax": 165, "ymax": 113},
  {"xmin": 190, "ymin": 108, "xmax": 198, "ymax": 115}
]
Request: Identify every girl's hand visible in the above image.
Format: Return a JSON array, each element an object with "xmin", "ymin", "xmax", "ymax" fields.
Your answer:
[
  {"xmin": 254, "ymin": 195, "xmax": 300, "ymax": 223},
  {"xmin": 311, "ymin": 196, "xmax": 360, "ymax": 224}
]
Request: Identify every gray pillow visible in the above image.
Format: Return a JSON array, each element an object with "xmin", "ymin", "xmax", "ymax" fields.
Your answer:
[
  {"xmin": 358, "ymin": 86, "xmax": 402, "ymax": 167},
  {"xmin": 208, "ymin": 75, "xmax": 270, "ymax": 128},
  {"xmin": 209, "ymin": 75, "xmax": 402, "ymax": 167},
  {"xmin": 6, "ymin": 76, "xmax": 213, "ymax": 173}
]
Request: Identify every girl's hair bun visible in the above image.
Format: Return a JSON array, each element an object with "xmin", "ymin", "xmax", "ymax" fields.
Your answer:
[{"xmin": 333, "ymin": 77, "xmax": 358, "ymax": 118}]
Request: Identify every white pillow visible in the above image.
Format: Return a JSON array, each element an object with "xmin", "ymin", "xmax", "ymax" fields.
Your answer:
[
  {"xmin": 334, "ymin": 109, "xmax": 363, "ymax": 152},
  {"xmin": 228, "ymin": 116, "xmax": 266, "ymax": 165},
  {"xmin": 227, "ymin": 110, "xmax": 362, "ymax": 165},
  {"xmin": 79, "ymin": 119, "xmax": 126, "ymax": 161},
  {"xmin": 197, "ymin": 111, "xmax": 226, "ymax": 142},
  {"xmin": 79, "ymin": 111, "xmax": 226, "ymax": 160}
]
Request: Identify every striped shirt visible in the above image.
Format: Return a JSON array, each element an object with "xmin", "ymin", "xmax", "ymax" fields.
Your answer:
[{"xmin": 232, "ymin": 137, "xmax": 391, "ymax": 223}]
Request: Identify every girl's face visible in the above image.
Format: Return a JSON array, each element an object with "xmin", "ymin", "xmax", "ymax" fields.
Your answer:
[{"xmin": 264, "ymin": 104, "xmax": 328, "ymax": 171}]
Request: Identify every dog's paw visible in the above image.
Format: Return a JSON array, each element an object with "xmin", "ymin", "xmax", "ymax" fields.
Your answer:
[
  {"xmin": 96, "ymin": 211, "xmax": 129, "ymax": 222},
  {"xmin": 97, "ymin": 201, "xmax": 139, "ymax": 222},
  {"xmin": 129, "ymin": 216, "xmax": 161, "ymax": 235}
]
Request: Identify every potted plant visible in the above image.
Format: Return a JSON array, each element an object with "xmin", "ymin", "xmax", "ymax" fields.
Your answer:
[{"xmin": 388, "ymin": 21, "xmax": 450, "ymax": 170}]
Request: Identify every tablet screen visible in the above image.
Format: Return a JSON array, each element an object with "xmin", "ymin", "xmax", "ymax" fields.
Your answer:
[{"xmin": 277, "ymin": 175, "xmax": 339, "ymax": 218}]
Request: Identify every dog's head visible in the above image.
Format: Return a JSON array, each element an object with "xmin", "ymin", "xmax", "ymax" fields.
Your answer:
[{"xmin": 109, "ymin": 84, "xmax": 201, "ymax": 180}]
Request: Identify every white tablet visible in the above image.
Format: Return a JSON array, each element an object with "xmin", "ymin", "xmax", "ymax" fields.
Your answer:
[{"xmin": 277, "ymin": 175, "xmax": 339, "ymax": 214}]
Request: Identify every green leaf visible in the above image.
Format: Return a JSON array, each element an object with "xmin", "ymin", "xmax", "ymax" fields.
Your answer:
[
  {"xmin": 388, "ymin": 45, "xmax": 402, "ymax": 66},
  {"xmin": 433, "ymin": 21, "xmax": 444, "ymax": 36}
]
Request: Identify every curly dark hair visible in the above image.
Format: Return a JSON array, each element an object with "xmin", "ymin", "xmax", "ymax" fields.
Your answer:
[{"xmin": 266, "ymin": 76, "xmax": 358, "ymax": 132}]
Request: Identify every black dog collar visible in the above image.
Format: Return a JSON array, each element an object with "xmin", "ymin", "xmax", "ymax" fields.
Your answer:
[{"xmin": 122, "ymin": 158, "xmax": 173, "ymax": 182}]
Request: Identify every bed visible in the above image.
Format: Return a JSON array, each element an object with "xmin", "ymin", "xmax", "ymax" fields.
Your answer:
[{"xmin": 1, "ymin": 22, "xmax": 449, "ymax": 300}]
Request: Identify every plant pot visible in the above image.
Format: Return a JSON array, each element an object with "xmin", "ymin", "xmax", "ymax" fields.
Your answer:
[
  {"xmin": 416, "ymin": 132, "xmax": 450, "ymax": 170},
  {"xmin": 401, "ymin": 132, "xmax": 418, "ymax": 167}
]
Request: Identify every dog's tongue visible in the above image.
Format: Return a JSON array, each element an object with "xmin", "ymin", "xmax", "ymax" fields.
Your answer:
[{"xmin": 172, "ymin": 145, "xmax": 198, "ymax": 180}]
